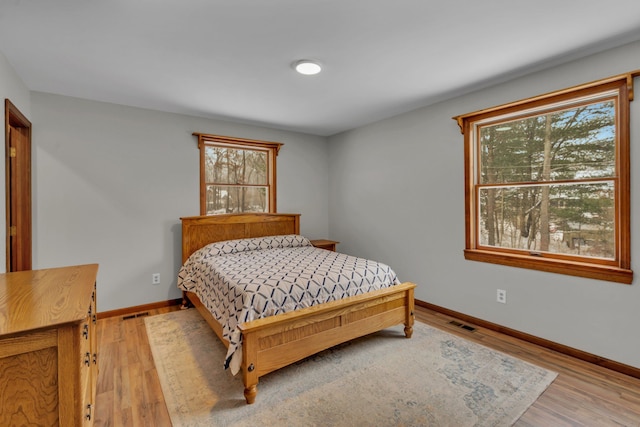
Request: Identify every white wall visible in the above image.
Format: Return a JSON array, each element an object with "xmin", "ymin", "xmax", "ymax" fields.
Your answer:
[
  {"xmin": 328, "ymin": 40, "xmax": 640, "ymax": 369},
  {"xmin": 0, "ymin": 51, "xmax": 32, "ymax": 273},
  {"xmin": 31, "ymin": 93, "xmax": 328, "ymax": 311}
]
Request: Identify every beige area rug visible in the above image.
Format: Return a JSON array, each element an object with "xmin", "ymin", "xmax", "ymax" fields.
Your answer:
[{"xmin": 145, "ymin": 308, "xmax": 557, "ymax": 427}]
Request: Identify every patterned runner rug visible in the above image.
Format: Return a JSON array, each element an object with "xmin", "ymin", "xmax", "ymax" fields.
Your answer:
[{"xmin": 145, "ymin": 308, "xmax": 556, "ymax": 426}]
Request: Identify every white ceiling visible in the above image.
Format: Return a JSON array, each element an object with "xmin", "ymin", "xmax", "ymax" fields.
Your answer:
[{"xmin": 1, "ymin": 1, "xmax": 640, "ymax": 136}]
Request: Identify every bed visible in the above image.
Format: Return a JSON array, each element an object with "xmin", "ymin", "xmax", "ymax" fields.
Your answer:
[{"xmin": 178, "ymin": 213, "xmax": 416, "ymax": 404}]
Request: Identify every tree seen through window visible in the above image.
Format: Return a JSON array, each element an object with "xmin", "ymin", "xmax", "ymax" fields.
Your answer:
[
  {"xmin": 478, "ymin": 100, "xmax": 616, "ymax": 259},
  {"xmin": 194, "ymin": 133, "xmax": 281, "ymax": 216},
  {"xmin": 454, "ymin": 72, "xmax": 636, "ymax": 283}
]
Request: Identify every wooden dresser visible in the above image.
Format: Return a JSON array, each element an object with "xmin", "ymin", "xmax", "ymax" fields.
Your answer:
[{"xmin": 0, "ymin": 264, "xmax": 99, "ymax": 426}]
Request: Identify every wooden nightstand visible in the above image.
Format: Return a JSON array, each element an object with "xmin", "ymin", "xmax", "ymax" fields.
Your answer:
[{"xmin": 310, "ymin": 239, "xmax": 339, "ymax": 251}]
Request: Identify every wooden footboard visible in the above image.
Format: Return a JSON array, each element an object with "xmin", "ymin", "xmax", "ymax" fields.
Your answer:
[
  {"xmin": 185, "ymin": 281, "xmax": 415, "ymax": 404},
  {"xmin": 240, "ymin": 281, "xmax": 415, "ymax": 403}
]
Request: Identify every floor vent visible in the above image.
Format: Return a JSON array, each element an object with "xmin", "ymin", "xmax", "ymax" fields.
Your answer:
[
  {"xmin": 123, "ymin": 311, "xmax": 150, "ymax": 320},
  {"xmin": 449, "ymin": 320, "xmax": 476, "ymax": 332}
]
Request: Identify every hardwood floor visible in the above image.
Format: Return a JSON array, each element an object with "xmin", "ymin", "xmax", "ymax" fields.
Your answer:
[
  {"xmin": 95, "ymin": 309, "xmax": 175, "ymax": 427},
  {"xmin": 94, "ymin": 305, "xmax": 640, "ymax": 427}
]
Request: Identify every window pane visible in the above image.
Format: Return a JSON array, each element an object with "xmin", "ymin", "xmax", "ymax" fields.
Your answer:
[
  {"xmin": 479, "ymin": 100, "xmax": 616, "ymax": 184},
  {"xmin": 205, "ymin": 185, "xmax": 268, "ymax": 214},
  {"xmin": 478, "ymin": 182, "xmax": 615, "ymax": 259},
  {"xmin": 205, "ymin": 146, "xmax": 267, "ymax": 185}
]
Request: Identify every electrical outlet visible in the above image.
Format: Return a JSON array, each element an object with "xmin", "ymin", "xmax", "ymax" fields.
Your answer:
[
  {"xmin": 496, "ymin": 289, "xmax": 507, "ymax": 304},
  {"xmin": 152, "ymin": 273, "xmax": 160, "ymax": 285}
]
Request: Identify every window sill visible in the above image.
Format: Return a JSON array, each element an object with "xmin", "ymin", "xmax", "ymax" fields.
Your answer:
[{"xmin": 464, "ymin": 249, "xmax": 633, "ymax": 284}]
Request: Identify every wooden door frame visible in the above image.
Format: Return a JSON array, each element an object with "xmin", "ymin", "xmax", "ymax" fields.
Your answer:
[{"xmin": 4, "ymin": 99, "xmax": 32, "ymax": 271}]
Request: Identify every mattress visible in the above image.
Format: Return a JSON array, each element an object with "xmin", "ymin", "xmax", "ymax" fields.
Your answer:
[{"xmin": 177, "ymin": 234, "xmax": 401, "ymax": 374}]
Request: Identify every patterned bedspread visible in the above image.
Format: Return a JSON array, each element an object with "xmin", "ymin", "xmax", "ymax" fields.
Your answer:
[{"xmin": 177, "ymin": 234, "xmax": 401, "ymax": 374}]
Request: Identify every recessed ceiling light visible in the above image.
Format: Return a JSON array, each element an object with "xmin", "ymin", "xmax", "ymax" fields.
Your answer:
[{"xmin": 294, "ymin": 60, "xmax": 322, "ymax": 75}]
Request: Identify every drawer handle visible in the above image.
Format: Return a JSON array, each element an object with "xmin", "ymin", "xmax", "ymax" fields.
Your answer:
[
  {"xmin": 93, "ymin": 353, "xmax": 97, "ymax": 365},
  {"xmin": 84, "ymin": 352, "xmax": 91, "ymax": 367},
  {"xmin": 83, "ymin": 324, "xmax": 89, "ymax": 339},
  {"xmin": 86, "ymin": 404, "xmax": 92, "ymax": 421},
  {"xmin": 93, "ymin": 314, "xmax": 97, "ymax": 325}
]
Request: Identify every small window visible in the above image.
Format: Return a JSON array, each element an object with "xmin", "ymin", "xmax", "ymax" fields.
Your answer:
[
  {"xmin": 454, "ymin": 73, "xmax": 637, "ymax": 284},
  {"xmin": 194, "ymin": 133, "xmax": 282, "ymax": 215}
]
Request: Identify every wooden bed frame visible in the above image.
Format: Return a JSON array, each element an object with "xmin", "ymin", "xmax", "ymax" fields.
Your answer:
[{"xmin": 180, "ymin": 213, "xmax": 416, "ymax": 404}]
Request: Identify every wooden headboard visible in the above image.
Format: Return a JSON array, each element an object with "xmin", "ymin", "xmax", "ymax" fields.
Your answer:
[{"xmin": 180, "ymin": 213, "xmax": 301, "ymax": 263}]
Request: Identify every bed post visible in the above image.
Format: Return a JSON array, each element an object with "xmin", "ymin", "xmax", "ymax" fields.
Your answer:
[
  {"xmin": 242, "ymin": 331, "xmax": 259, "ymax": 404},
  {"xmin": 404, "ymin": 284, "xmax": 415, "ymax": 338}
]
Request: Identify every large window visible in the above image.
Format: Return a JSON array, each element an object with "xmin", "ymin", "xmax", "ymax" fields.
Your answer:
[
  {"xmin": 454, "ymin": 73, "xmax": 637, "ymax": 284},
  {"xmin": 194, "ymin": 133, "xmax": 282, "ymax": 215}
]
